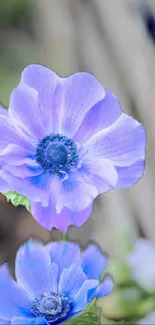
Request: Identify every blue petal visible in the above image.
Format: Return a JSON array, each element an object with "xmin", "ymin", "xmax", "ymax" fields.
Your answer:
[
  {"xmin": 46, "ymin": 242, "xmax": 81, "ymax": 278},
  {"xmin": 0, "ymin": 318, "xmax": 10, "ymax": 324},
  {"xmin": 15, "ymin": 239, "xmax": 51, "ymax": 299},
  {"xmin": 95, "ymin": 276, "xmax": 114, "ymax": 299},
  {"xmin": 81, "ymin": 245, "xmax": 108, "ymax": 279},
  {"xmin": 0, "ymin": 264, "xmax": 33, "ymax": 320},
  {"xmin": 11, "ymin": 317, "xmax": 48, "ymax": 325},
  {"xmin": 47, "ymin": 263, "xmax": 58, "ymax": 293},
  {"xmin": 59, "ymin": 263, "xmax": 86, "ymax": 300},
  {"xmin": 71, "ymin": 280, "xmax": 98, "ymax": 313}
]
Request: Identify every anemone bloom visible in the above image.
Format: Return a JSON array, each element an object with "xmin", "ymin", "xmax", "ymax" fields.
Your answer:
[
  {"xmin": 0, "ymin": 65, "xmax": 146, "ymax": 232},
  {"xmin": 0, "ymin": 239, "xmax": 113, "ymax": 324}
]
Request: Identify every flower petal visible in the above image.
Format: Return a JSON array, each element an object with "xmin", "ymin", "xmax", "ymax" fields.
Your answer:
[
  {"xmin": 81, "ymin": 245, "xmax": 108, "ymax": 280},
  {"xmin": 0, "ymin": 105, "xmax": 8, "ymax": 116},
  {"xmin": 0, "ymin": 170, "xmax": 50, "ymax": 206},
  {"xmin": 0, "ymin": 264, "xmax": 33, "ymax": 320},
  {"xmin": 74, "ymin": 90, "xmax": 121, "ymax": 144},
  {"xmin": 47, "ymin": 263, "xmax": 58, "ymax": 293},
  {"xmin": 11, "ymin": 317, "xmax": 48, "ymax": 325},
  {"xmin": 1, "ymin": 144, "xmax": 35, "ymax": 166},
  {"xmin": 0, "ymin": 116, "xmax": 33, "ymax": 152},
  {"xmin": 80, "ymin": 158, "xmax": 118, "ymax": 194},
  {"xmin": 56, "ymin": 171, "xmax": 97, "ymax": 212},
  {"xmin": 95, "ymin": 276, "xmax": 114, "ymax": 298},
  {"xmin": 20, "ymin": 64, "xmax": 61, "ymax": 133},
  {"xmin": 46, "ymin": 242, "xmax": 80, "ymax": 279},
  {"xmin": 15, "ymin": 239, "xmax": 51, "ymax": 298},
  {"xmin": 60, "ymin": 72, "xmax": 105, "ymax": 138},
  {"xmin": 83, "ymin": 113, "xmax": 146, "ymax": 167},
  {"xmin": 71, "ymin": 280, "xmax": 98, "ymax": 312},
  {"xmin": 115, "ymin": 160, "xmax": 145, "ymax": 188},
  {"xmin": 9, "ymin": 83, "xmax": 45, "ymax": 139},
  {"xmin": 59, "ymin": 263, "xmax": 87, "ymax": 300},
  {"xmin": 31, "ymin": 200, "xmax": 93, "ymax": 232},
  {"xmin": 0, "ymin": 319, "xmax": 10, "ymax": 324}
]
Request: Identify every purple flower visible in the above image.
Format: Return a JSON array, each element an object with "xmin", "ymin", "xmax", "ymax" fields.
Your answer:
[
  {"xmin": 0, "ymin": 64, "xmax": 146, "ymax": 232},
  {"xmin": 0, "ymin": 239, "xmax": 113, "ymax": 324}
]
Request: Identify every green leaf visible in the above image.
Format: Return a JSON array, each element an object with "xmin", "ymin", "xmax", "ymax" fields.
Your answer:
[
  {"xmin": 3, "ymin": 191, "xmax": 30, "ymax": 211},
  {"xmin": 64, "ymin": 299, "xmax": 101, "ymax": 325}
]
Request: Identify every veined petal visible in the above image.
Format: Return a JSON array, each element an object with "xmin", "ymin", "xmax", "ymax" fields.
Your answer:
[
  {"xmin": 59, "ymin": 263, "xmax": 87, "ymax": 300},
  {"xmin": 71, "ymin": 280, "xmax": 98, "ymax": 312},
  {"xmin": 46, "ymin": 242, "xmax": 80, "ymax": 279},
  {"xmin": 60, "ymin": 72, "xmax": 105, "ymax": 138},
  {"xmin": 9, "ymin": 83, "xmax": 45, "ymax": 139},
  {"xmin": 81, "ymin": 245, "xmax": 108, "ymax": 279},
  {"xmin": 31, "ymin": 200, "xmax": 93, "ymax": 232},
  {"xmin": 83, "ymin": 113, "xmax": 146, "ymax": 167},
  {"xmin": 115, "ymin": 160, "xmax": 145, "ymax": 188},
  {"xmin": 1, "ymin": 144, "xmax": 35, "ymax": 166},
  {"xmin": 56, "ymin": 171, "xmax": 98, "ymax": 212},
  {"xmin": 74, "ymin": 90, "xmax": 121, "ymax": 144},
  {"xmin": 15, "ymin": 239, "xmax": 51, "ymax": 298},
  {"xmin": 0, "ymin": 116, "xmax": 34, "ymax": 152},
  {"xmin": 20, "ymin": 64, "xmax": 61, "ymax": 133},
  {"xmin": 95, "ymin": 276, "xmax": 114, "ymax": 298},
  {"xmin": 0, "ymin": 264, "xmax": 33, "ymax": 320},
  {"xmin": 80, "ymin": 158, "xmax": 118, "ymax": 194},
  {"xmin": 0, "ymin": 170, "xmax": 50, "ymax": 206}
]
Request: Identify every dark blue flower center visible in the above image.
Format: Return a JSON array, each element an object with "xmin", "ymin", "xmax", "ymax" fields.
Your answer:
[
  {"xmin": 36, "ymin": 134, "xmax": 78, "ymax": 177},
  {"xmin": 31, "ymin": 292, "xmax": 70, "ymax": 323}
]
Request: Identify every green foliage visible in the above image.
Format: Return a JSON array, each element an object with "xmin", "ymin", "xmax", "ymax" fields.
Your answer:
[
  {"xmin": 64, "ymin": 299, "xmax": 101, "ymax": 325},
  {"xmin": 4, "ymin": 191, "xmax": 30, "ymax": 211}
]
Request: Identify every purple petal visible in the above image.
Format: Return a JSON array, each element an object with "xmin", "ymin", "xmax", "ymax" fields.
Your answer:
[
  {"xmin": 81, "ymin": 245, "xmax": 108, "ymax": 280},
  {"xmin": 115, "ymin": 160, "xmax": 145, "ymax": 188},
  {"xmin": 59, "ymin": 263, "xmax": 86, "ymax": 300},
  {"xmin": 1, "ymin": 144, "xmax": 35, "ymax": 166},
  {"xmin": 0, "ymin": 264, "xmax": 33, "ymax": 320},
  {"xmin": 15, "ymin": 239, "xmax": 51, "ymax": 298},
  {"xmin": 9, "ymin": 83, "xmax": 45, "ymax": 139},
  {"xmin": 60, "ymin": 72, "xmax": 105, "ymax": 138},
  {"xmin": 56, "ymin": 171, "xmax": 97, "ymax": 212},
  {"xmin": 95, "ymin": 276, "xmax": 114, "ymax": 298},
  {"xmin": 0, "ymin": 170, "xmax": 50, "ymax": 206},
  {"xmin": 20, "ymin": 64, "xmax": 61, "ymax": 133},
  {"xmin": 31, "ymin": 200, "xmax": 93, "ymax": 232},
  {"xmin": 0, "ymin": 105, "xmax": 8, "ymax": 116},
  {"xmin": 83, "ymin": 113, "xmax": 146, "ymax": 167},
  {"xmin": 0, "ymin": 116, "xmax": 34, "ymax": 152},
  {"xmin": 0, "ymin": 319, "xmax": 9, "ymax": 324},
  {"xmin": 80, "ymin": 158, "xmax": 118, "ymax": 194},
  {"xmin": 46, "ymin": 242, "xmax": 80, "ymax": 278},
  {"xmin": 74, "ymin": 90, "xmax": 121, "ymax": 144}
]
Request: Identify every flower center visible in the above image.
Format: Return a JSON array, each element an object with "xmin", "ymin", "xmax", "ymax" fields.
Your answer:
[
  {"xmin": 36, "ymin": 133, "xmax": 79, "ymax": 177},
  {"xmin": 31, "ymin": 292, "xmax": 70, "ymax": 323}
]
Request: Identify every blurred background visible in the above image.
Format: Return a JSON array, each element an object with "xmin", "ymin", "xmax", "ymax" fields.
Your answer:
[{"xmin": 1, "ymin": 0, "xmax": 155, "ymax": 323}]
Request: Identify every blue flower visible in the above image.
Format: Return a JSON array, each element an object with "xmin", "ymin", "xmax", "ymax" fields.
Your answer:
[
  {"xmin": 0, "ymin": 64, "xmax": 146, "ymax": 232},
  {"xmin": 0, "ymin": 239, "xmax": 113, "ymax": 324}
]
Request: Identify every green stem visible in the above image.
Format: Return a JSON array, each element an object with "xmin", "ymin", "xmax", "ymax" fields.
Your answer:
[{"xmin": 61, "ymin": 233, "xmax": 67, "ymax": 241}]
